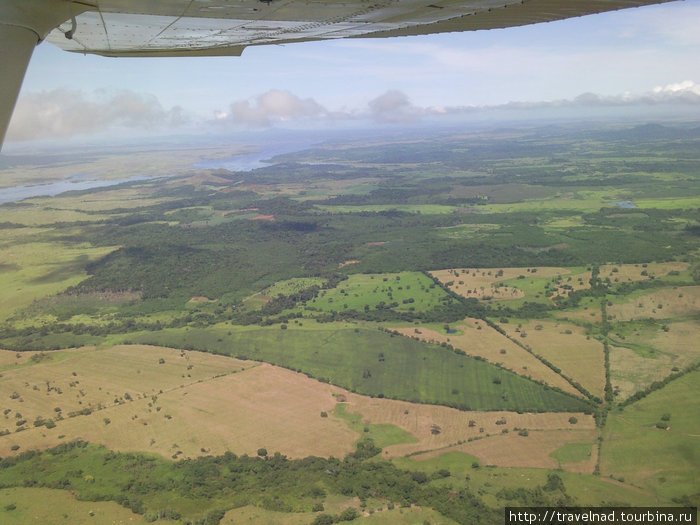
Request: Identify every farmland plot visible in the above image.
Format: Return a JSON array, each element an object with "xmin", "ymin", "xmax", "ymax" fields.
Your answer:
[
  {"xmin": 500, "ymin": 320, "xmax": 605, "ymax": 398},
  {"xmin": 392, "ymin": 319, "xmax": 580, "ymax": 396}
]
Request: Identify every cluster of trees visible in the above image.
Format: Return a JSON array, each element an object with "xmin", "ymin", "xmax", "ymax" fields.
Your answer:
[{"xmin": 0, "ymin": 439, "xmax": 502, "ymax": 524}]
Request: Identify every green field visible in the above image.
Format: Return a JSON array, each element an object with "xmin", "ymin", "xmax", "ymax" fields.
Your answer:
[
  {"xmin": 132, "ymin": 323, "xmax": 591, "ymax": 413},
  {"xmin": 334, "ymin": 403, "xmax": 418, "ymax": 449},
  {"xmin": 0, "ymin": 487, "xmax": 161, "ymax": 525},
  {"xmin": 391, "ymin": 452, "xmax": 654, "ymax": 508},
  {"xmin": 550, "ymin": 442, "xmax": 594, "ymax": 464},
  {"xmin": 601, "ymin": 369, "xmax": 700, "ymax": 503},
  {"xmin": 299, "ymin": 272, "xmax": 453, "ymax": 314}
]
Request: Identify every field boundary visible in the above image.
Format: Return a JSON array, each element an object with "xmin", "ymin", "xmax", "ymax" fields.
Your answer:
[{"xmin": 484, "ymin": 319, "xmax": 600, "ymax": 403}]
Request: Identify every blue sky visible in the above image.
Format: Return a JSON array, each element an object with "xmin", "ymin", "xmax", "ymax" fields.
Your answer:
[{"xmin": 7, "ymin": 0, "xmax": 700, "ymax": 143}]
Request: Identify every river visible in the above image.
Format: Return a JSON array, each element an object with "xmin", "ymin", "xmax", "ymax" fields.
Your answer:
[
  {"xmin": 0, "ymin": 175, "xmax": 153, "ymax": 206},
  {"xmin": 0, "ymin": 138, "xmax": 319, "ymax": 205}
]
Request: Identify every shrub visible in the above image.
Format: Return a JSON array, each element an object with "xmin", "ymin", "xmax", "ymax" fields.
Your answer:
[
  {"xmin": 311, "ymin": 514, "xmax": 335, "ymax": 525},
  {"xmin": 339, "ymin": 508, "xmax": 360, "ymax": 521}
]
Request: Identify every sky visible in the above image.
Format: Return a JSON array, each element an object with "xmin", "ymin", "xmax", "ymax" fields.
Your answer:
[{"xmin": 5, "ymin": 0, "xmax": 700, "ymax": 145}]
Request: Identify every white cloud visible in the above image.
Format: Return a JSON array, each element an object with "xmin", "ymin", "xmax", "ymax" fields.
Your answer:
[
  {"xmin": 653, "ymin": 80, "xmax": 700, "ymax": 95},
  {"xmin": 367, "ymin": 90, "xmax": 425, "ymax": 123},
  {"xmin": 9, "ymin": 81, "xmax": 699, "ymax": 143},
  {"xmin": 567, "ymin": 81, "xmax": 700, "ymax": 106},
  {"xmin": 218, "ymin": 90, "xmax": 328, "ymax": 128},
  {"xmin": 431, "ymin": 81, "xmax": 700, "ymax": 115},
  {"xmin": 7, "ymin": 88, "xmax": 186, "ymax": 141}
]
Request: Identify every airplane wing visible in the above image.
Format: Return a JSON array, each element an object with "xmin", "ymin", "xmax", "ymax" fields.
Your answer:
[{"xmin": 0, "ymin": 0, "xmax": 675, "ymax": 148}]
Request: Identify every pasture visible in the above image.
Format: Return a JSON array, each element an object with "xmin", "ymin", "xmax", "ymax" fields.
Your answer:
[
  {"xmin": 136, "ymin": 323, "xmax": 592, "ymax": 413},
  {"xmin": 608, "ymin": 344, "xmax": 676, "ymax": 400},
  {"xmin": 601, "ymin": 369, "xmax": 700, "ymax": 503},
  {"xmin": 0, "ymin": 341, "xmax": 595, "ymax": 469},
  {"xmin": 606, "ymin": 285, "xmax": 699, "ymax": 321},
  {"xmin": 0, "ymin": 204, "xmax": 108, "ymax": 226},
  {"xmin": 164, "ymin": 205, "xmax": 252, "ymax": 226},
  {"xmin": 0, "ymin": 347, "xmax": 357, "ymax": 460},
  {"xmin": 0, "ymin": 346, "xmax": 252, "ymax": 456},
  {"xmin": 340, "ymin": 391, "xmax": 594, "ymax": 462},
  {"xmin": 299, "ymin": 272, "xmax": 452, "ymax": 314},
  {"xmin": 607, "ymin": 319, "xmax": 700, "ymax": 399},
  {"xmin": 0, "ymin": 238, "xmax": 116, "ymax": 321},
  {"xmin": 429, "ymin": 266, "xmax": 572, "ymax": 303},
  {"xmin": 500, "ymin": 320, "xmax": 605, "ymax": 398},
  {"xmin": 415, "ymin": 428, "xmax": 599, "ymax": 474},
  {"xmin": 646, "ymin": 319, "xmax": 700, "ymax": 357},
  {"xmin": 334, "ymin": 403, "xmax": 418, "ymax": 450},
  {"xmin": 392, "ymin": 319, "xmax": 580, "ymax": 396},
  {"xmin": 550, "ymin": 442, "xmax": 595, "ymax": 465},
  {"xmin": 0, "ymin": 487, "xmax": 160, "ymax": 525},
  {"xmin": 599, "ymin": 262, "xmax": 690, "ymax": 284},
  {"xmin": 392, "ymin": 454, "xmax": 653, "ymax": 508}
]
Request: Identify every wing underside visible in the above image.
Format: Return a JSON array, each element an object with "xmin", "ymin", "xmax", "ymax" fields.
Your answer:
[{"xmin": 45, "ymin": 0, "xmax": 673, "ymax": 57}]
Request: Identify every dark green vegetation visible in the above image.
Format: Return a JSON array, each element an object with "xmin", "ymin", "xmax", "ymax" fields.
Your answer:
[
  {"xmin": 133, "ymin": 325, "xmax": 590, "ymax": 412},
  {"xmin": 0, "ymin": 121, "xmax": 698, "ymax": 522},
  {"xmin": 0, "ymin": 440, "xmax": 502, "ymax": 524}
]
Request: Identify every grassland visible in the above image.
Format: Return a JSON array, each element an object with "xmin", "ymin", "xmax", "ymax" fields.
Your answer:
[
  {"xmin": 0, "ymin": 239, "xmax": 116, "ymax": 321},
  {"xmin": 430, "ymin": 267, "xmax": 572, "ymax": 303},
  {"xmin": 0, "ymin": 341, "xmax": 596, "ymax": 477},
  {"xmin": 421, "ymin": 428, "xmax": 598, "ymax": 473},
  {"xmin": 0, "ymin": 489, "xmax": 459, "ymax": 525},
  {"xmin": 0, "ymin": 122, "xmax": 698, "ymax": 520},
  {"xmin": 601, "ymin": 369, "xmax": 700, "ymax": 503},
  {"xmin": 391, "ymin": 319, "xmax": 580, "ymax": 396},
  {"xmin": 391, "ymin": 454, "xmax": 654, "ymax": 508},
  {"xmin": 550, "ymin": 442, "xmax": 594, "ymax": 465},
  {"xmin": 0, "ymin": 143, "xmax": 251, "ymax": 188},
  {"xmin": 499, "ymin": 320, "xmax": 605, "ymax": 398},
  {"xmin": 333, "ymin": 403, "xmax": 418, "ymax": 450},
  {"xmin": 606, "ymin": 285, "xmax": 699, "ymax": 321},
  {"xmin": 342, "ymin": 391, "xmax": 594, "ymax": 464},
  {"xmin": 132, "ymin": 323, "xmax": 591, "ymax": 413},
  {"xmin": 0, "ymin": 346, "xmax": 361, "ymax": 460},
  {"xmin": 299, "ymin": 272, "xmax": 453, "ymax": 314},
  {"xmin": 0, "ymin": 487, "xmax": 162, "ymax": 525},
  {"xmin": 607, "ymin": 319, "xmax": 700, "ymax": 399}
]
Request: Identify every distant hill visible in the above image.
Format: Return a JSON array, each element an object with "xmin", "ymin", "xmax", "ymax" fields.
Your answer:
[{"xmin": 591, "ymin": 122, "xmax": 700, "ymax": 141}]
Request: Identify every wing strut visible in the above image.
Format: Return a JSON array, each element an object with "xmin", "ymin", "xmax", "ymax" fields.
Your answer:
[
  {"xmin": 0, "ymin": 24, "xmax": 38, "ymax": 149},
  {"xmin": 0, "ymin": 0, "xmax": 80, "ymax": 150}
]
